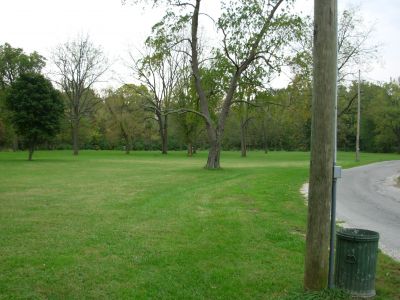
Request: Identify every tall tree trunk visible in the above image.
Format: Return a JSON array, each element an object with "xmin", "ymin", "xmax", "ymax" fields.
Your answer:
[
  {"xmin": 304, "ymin": 0, "xmax": 337, "ymax": 291},
  {"xmin": 262, "ymin": 119, "xmax": 268, "ymax": 154},
  {"xmin": 28, "ymin": 143, "xmax": 34, "ymax": 161},
  {"xmin": 119, "ymin": 123, "xmax": 131, "ymax": 154},
  {"xmin": 204, "ymin": 72, "xmax": 239, "ymax": 168},
  {"xmin": 192, "ymin": 140, "xmax": 197, "ymax": 154},
  {"xmin": 190, "ymin": 0, "xmax": 285, "ymax": 168},
  {"xmin": 161, "ymin": 134, "xmax": 167, "ymax": 154},
  {"xmin": 191, "ymin": 0, "xmax": 221, "ymax": 169},
  {"xmin": 125, "ymin": 139, "xmax": 131, "ymax": 154},
  {"xmin": 240, "ymin": 118, "xmax": 247, "ymax": 157},
  {"xmin": 187, "ymin": 143, "xmax": 193, "ymax": 157},
  {"xmin": 162, "ymin": 115, "xmax": 168, "ymax": 154},
  {"xmin": 72, "ymin": 120, "xmax": 79, "ymax": 156},
  {"xmin": 206, "ymin": 138, "xmax": 221, "ymax": 169},
  {"xmin": 158, "ymin": 114, "xmax": 168, "ymax": 155}
]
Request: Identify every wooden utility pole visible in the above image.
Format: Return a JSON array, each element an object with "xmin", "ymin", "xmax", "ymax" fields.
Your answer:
[
  {"xmin": 304, "ymin": 0, "xmax": 337, "ymax": 290},
  {"xmin": 356, "ymin": 69, "xmax": 361, "ymax": 161}
]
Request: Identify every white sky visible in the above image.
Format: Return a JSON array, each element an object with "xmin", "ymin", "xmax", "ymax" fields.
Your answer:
[{"xmin": 1, "ymin": 0, "xmax": 399, "ymax": 90}]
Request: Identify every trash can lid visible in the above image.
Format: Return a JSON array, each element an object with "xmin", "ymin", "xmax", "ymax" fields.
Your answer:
[{"xmin": 337, "ymin": 228, "xmax": 379, "ymax": 242}]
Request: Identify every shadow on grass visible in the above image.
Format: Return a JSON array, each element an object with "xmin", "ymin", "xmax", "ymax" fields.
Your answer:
[
  {"xmin": 0, "ymin": 158, "xmax": 78, "ymax": 163},
  {"xmin": 285, "ymin": 288, "xmax": 350, "ymax": 300}
]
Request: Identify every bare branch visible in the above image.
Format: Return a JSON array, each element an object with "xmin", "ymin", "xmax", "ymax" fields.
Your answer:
[
  {"xmin": 231, "ymin": 100, "xmax": 262, "ymax": 108},
  {"xmin": 338, "ymin": 93, "xmax": 357, "ymax": 117},
  {"xmin": 166, "ymin": 108, "xmax": 208, "ymax": 121}
]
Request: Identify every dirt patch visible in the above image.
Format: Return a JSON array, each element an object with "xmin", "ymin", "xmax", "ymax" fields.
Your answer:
[{"xmin": 396, "ymin": 176, "xmax": 400, "ymax": 188}]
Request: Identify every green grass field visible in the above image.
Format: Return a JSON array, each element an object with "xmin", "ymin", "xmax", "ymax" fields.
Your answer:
[{"xmin": 0, "ymin": 150, "xmax": 399, "ymax": 299}]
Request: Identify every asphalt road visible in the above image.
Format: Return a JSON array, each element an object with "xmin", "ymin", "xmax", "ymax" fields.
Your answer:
[{"xmin": 336, "ymin": 160, "xmax": 400, "ymax": 261}]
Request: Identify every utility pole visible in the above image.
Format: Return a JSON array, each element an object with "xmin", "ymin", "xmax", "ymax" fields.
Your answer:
[
  {"xmin": 356, "ymin": 69, "xmax": 361, "ymax": 161},
  {"xmin": 304, "ymin": 0, "xmax": 337, "ymax": 291}
]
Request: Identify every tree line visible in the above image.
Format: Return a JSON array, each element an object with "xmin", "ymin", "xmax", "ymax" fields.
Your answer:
[{"xmin": 0, "ymin": 2, "xmax": 398, "ymax": 163}]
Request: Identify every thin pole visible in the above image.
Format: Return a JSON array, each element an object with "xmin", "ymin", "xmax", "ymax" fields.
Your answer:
[
  {"xmin": 328, "ymin": 179, "xmax": 338, "ymax": 288},
  {"xmin": 328, "ymin": 0, "xmax": 339, "ymax": 289},
  {"xmin": 356, "ymin": 69, "xmax": 361, "ymax": 161}
]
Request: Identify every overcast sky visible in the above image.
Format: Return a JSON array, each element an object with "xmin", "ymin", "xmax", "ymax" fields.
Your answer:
[{"xmin": 1, "ymin": 0, "xmax": 399, "ymax": 89}]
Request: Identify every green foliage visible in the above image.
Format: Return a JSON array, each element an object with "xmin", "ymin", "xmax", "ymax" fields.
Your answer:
[
  {"xmin": 0, "ymin": 43, "xmax": 47, "ymax": 149},
  {"xmin": 373, "ymin": 81, "xmax": 400, "ymax": 152},
  {"xmin": 0, "ymin": 88, "xmax": 14, "ymax": 148},
  {"xmin": 0, "ymin": 7, "xmax": 394, "ymax": 156},
  {"xmin": 172, "ymin": 74, "xmax": 203, "ymax": 151},
  {"xmin": 0, "ymin": 43, "xmax": 45, "ymax": 89},
  {"xmin": 218, "ymin": 0, "xmax": 302, "ymax": 69},
  {"xmin": 5, "ymin": 73, "xmax": 64, "ymax": 156},
  {"xmin": 104, "ymin": 84, "xmax": 150, "ymax": 152},
  {"xmin": 142, "ymin": 6, "xmax": 302, "ymax": 105},
  {"xmin": 12, "ymin": 76, "xmax": 395, "ymax": 155},
  {"xmin": 336, "ymin": 80, "xmax": 400, "ymax": 153}
]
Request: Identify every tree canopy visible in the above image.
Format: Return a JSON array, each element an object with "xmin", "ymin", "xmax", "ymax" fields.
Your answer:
[
  {"xmin": 137, "ymin": 0, "xmax": 303, "ymax": 168},
  {"xmin": 5, "ymin": 73, "xmax": 64, "ymax": 160},
  {"xmin": 52, "ymin": 35, "xmax": 108, "ymax": 155},
  {"xmin": 0, "ymin": 4, "xmax": 398, "ymax": 158},
  {"xmin": 0, "ymin": 43, "xmax": 47, "ymax": 149},
  {"xmin": 0, "ymin": 43, "xmax": 45, "ymax": 89}
]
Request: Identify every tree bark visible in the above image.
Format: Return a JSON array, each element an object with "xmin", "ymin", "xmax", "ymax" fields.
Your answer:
[
  {"xmin": 240, "ymin": 117, "xmax": 247, "ymax": 157},
  {"xmin": 156, "ymin": 113, "xmax": 168, "ymax": 155},
  {"xmin": 72, "ymin": 120, "xmax": 80, "ymax": 156},
  {"xmin": 28, "ymin": 143, "xmax": 34, "ymax": 161},
  {"xmin": 190, "ymin": 0, "xmax": 284, "ymax": 168},
  {"xmin": 125, "ymin": 139, "xmax": 131, "ymax": 154},
  {"xmin": 304, "ymin": 0, "xmax": 337, "ymax": 291},
  {"xmin": 204, "ymin": 72, "xmax": 240, "ymax": 168},
  {"xmin": 187, "ymin": 143, "xmax": 193, "ymax": 157},
  {"xmin": 121, "ymin": 128, "xmax": 131, "ymax": 155},
  {"xmin": 191, "ymin": 0, "xmax": 221, "ymax": 169},
  {"xmin": 262, "ymin": 119, "xmax": 268, "ymax": 154},
  {"xmin": 206, "ymin": 138, "xmax": 221, "ymax": 169},
  {"xmin": 162, "ymin": 115, "xmax": 168, "ymax": 154}
]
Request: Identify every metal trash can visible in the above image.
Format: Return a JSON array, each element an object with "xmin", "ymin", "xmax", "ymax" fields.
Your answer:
[{"xmin": 334, "ymin": 228, "xmax": 379, "ymax": 298}]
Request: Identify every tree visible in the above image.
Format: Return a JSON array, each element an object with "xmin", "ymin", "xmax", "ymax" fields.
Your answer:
[
  {"xmin": 52, "ymin": 35, "xmax": 108, "ymax": 155},
  {"xmin": 5, "ymin": 73, "xmax": 64, "ymax": 160},
  {"xmin": 336, "ymin": 7, "xmax": 379, "ymax": 83},
  {"xmin": 138, "ymin": 0, "xmax": 302, "ymax": 168},
  {"xmin": 289, "ymin": 6, "xmax": 379, "ymax": 139},
  {"xmin": 233, "ymin": 85, "xmax": 258, "ymax": 157},
  {"xmin": 133, "ymin": 44, "xmax": 185, "ymax": 154},
  {"xmin": 372, "ymin": 80, "xmax": 400, "ymax": 153},
  {"xmin": 105, "ymin": 84, "xmax": 149, "ymax": 154},
  {"xmin": 227, "ymin": 61, "xmax": 268, "ymax": 157},
  {"xmin": 196, "ymin": 0, "xmax": 301, "ymax": 168},
  {"xmin": 292, "ymin": 6, "xmax": 378, "ymax": 85},
  {"xmin": 0, "ymin": 43, "xmax": 46, "ymax": 149},
  {"xmin": 0, "ymin": 43, "xmax": 45, "ymax": 89},
  {"xmin": 173, "ymin": 71, "xmax": 203, "ymax": 156}
]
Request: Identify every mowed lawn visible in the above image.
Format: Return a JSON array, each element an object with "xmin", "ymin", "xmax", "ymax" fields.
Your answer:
[{"xmin": 0, "ymin": 150, "xmax": 399, "ymax": 299}]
